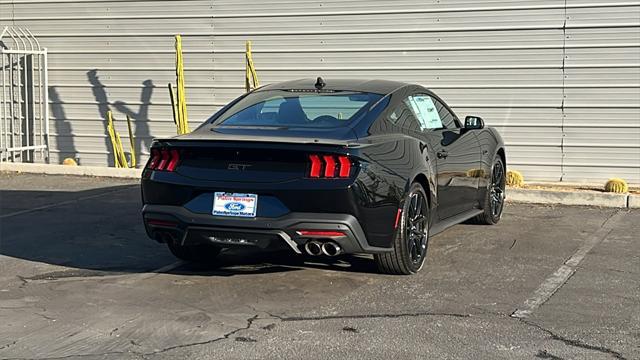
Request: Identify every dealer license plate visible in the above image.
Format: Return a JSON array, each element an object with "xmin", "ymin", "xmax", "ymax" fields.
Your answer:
[{"xmin": 213, "ymin": 192, "xmax": 258, "ymax": 218}]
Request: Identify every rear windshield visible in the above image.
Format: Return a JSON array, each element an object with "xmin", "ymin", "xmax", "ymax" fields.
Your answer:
[{"xmin": 213, "ymin": 90, "xmax": 384, "ymax": 128}]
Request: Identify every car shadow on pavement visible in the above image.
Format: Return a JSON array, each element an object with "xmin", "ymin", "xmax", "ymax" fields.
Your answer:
[
  {"xmin": 0, "ymin": 186, "xmax": 379, "ymax": 277},
  {"xmin": 170, "ymin": 248, "xmax": 378, "ymax": 277},
  {"xmin": 0, "ymin": 185, "xmax": 175, "ymax": 275}
]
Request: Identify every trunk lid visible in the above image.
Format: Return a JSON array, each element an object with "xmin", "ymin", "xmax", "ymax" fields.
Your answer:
[{"xmin": 154, "ymin": 127, "xmax": 359, "ymax": 183}]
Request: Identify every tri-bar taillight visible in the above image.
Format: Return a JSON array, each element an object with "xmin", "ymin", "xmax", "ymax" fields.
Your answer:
[
  {"xmin": 308, "ymin": 154, "xmax": 352, "ymax": 178},
  {"xmin": 147, "ymin": 148, "xmax": 180, "ymax": 172}
]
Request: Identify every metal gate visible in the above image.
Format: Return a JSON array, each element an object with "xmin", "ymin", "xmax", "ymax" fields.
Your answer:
[{"xmin": 0, "ymin": 26, "xmax": 49, "ymax": 163}]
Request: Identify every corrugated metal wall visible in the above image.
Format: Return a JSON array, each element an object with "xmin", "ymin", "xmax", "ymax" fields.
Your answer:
[{"xmin": 1, "ymin": 0, "xmax": 638, "ymax": 183}]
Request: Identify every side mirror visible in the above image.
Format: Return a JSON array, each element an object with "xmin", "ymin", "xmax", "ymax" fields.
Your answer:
[{"xmin": 465, "ymin": 115, "xmax": 485, "ymax": 130}]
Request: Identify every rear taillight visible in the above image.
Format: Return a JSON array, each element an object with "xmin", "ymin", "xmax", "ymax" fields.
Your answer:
[
  {"xmin": 309, "ymin": 154, "xmax": 322, "ymax": 178},
  {"xmin": 307, "ymin": 154, "xmax": 353, "ymax": 179},
  {"xmin": 166, "ymin": 149, "xmax": 180, "ymax": 171},
  {"xmin": 338, "ymin": 155, "xmax": 351, "ymax": 177},
  {"xmin": 148, "ymin": 149, "xmax": 161, "ymax": 169},
  {"xmin": 323, "ymin": 155, "xmax": 336, "ymax": 178},
  {"xmin": 147, "ymin": 148, "xmax": 180, "ymax": 172}
]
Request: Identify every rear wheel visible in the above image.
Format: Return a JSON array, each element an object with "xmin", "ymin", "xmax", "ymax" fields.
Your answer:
[
  {"xmin": 375, "ymin": 183, "xmax": 429, "ymax": 275},
  {"xmin": 167, "ymin": 242, "xmax": 221, "ymax": 263},
  {"xmin": 472, "ymin": 157, "xmax": 505, "ymax": 225}
]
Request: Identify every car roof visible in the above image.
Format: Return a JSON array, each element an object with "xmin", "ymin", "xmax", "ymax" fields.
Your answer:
[{"xmin": 257, "ymin": 78, "xmax": 411, "ymax": 95}]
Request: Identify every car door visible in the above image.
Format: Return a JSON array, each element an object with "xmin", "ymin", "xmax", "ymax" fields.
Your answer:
[{"xmin": 404, "ymin": 94, "xmax": 481, "ymax": 220}]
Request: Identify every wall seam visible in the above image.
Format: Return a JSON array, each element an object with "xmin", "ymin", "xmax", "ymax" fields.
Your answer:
[
  {"xmin": 560, "ymin": 0, "xmax": 567, "ymax": 182},
  {"xmin": 211, "ymin": 0, "xmax": 215, "ymax": 106}
]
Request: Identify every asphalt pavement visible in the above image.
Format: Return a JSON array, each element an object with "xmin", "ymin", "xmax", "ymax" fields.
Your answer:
[{"xmin": 0, "ymin": 172, "xmax": 638, "ymax": 359}]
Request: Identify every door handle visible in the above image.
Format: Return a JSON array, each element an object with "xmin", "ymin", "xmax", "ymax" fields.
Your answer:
[{"xmin": 437, "ymin": 150, "xmax": 448, "ymax": 159}]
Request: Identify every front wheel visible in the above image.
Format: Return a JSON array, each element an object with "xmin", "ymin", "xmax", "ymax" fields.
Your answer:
[
  {"xmin": 375, "ymin": 183, "xmax": 430, "ymax": 275},
  {"xmin": 472, "ymin": 157, "xmax": 506, "ymax": 225}
]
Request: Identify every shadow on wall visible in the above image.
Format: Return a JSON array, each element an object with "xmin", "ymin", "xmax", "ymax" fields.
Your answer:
[
  {"xmin": 86, "ymin": 69, "xmax": 153, "ymax": 167},
  {"xmin": 48, "ymin": 86, "xmax": 77, "ymax": 162},
  {"xmin": 114, "ymin": 79, "xmax": 153, "ymax": 167}
]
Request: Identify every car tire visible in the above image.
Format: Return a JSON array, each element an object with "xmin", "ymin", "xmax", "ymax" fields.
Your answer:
[
  {"xmin": 375, "ymin": 182, "xmax": 430, "ymax": 275},
  {"xmin": 167, "ymin": 242, "xmax": 221, "ymax": 263},
  {"xmin": 472, "ymin": 157, "xmax": 506, "ymax": 225}
]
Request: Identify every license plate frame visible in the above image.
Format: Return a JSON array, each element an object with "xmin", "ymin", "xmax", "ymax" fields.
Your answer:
[{"xmin": 212, "ymin": 192, "xmax": 258, "ymax": 218}]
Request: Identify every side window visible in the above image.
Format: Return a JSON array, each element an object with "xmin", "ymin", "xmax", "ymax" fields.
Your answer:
[
  {"xmin": 387, "ymin": 102, "xmax": 421, "ymax": 132},
  {"xmin": 433, "ymin": 98, "xmax": 460, "ymax": 129},
  {"xmin": 405, "ymin": 95, "xmax": 444, "ymax": 130}
]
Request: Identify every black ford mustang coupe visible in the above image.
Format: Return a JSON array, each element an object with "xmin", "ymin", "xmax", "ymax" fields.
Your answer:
[{"xmin": 142, "ymin": 78, "xmax": 506, "ymax": 275}]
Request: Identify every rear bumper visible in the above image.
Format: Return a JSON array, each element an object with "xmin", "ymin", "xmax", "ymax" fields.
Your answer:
[{"xmin": 142, "ymin": 204, "xmax": 392, "ymax": 254}]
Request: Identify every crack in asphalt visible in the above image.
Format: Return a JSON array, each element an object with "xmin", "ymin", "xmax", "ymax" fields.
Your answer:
[
  {"xmin": 272, "ymin": 311, "xmax": 471, "ymax": 322},
  {"xmin": 518, "ymin": 318, "xmax": 627, "ymax": 360},
  {"xmin": 142, "ymin": 314, "xmax": 260, "ymax": 357},
  {"xmin": 536, "ymin": 349, "xmax": 566, "ymax": 360},
  {"xmin": 1, "ymin": 315, "xmax": 260, "ymax": 360},
  {"xmin": 267, "ymin": 309, "xmax": 626, "ymax": 359},
  {"xmin": 258, "ymin": 309, "xmax": 628, "ymax": 359},
  {"xmin": 15, "ymin": 276, "xmax": 28, "ymax": 289},
  {"xmin": 33, "ymin": 312, "xmax": 56, "ymax": 322},
  {"xmin": 1, "ymin": 310, "xmax": 628, "ymax": 360},
  {"xmin": 0, "ymin": 341, "xmax": 16, "ymax": 351},
  {"xmin": 1, "ymin": 351, "xmax": 131, "ymax": 360}
]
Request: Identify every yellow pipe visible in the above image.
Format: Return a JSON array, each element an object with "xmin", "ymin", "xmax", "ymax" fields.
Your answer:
[
  {"xmin": 245, "ymin": 40, "xmax": 259, "ymax": 92},
  {"xmin": 175, "ymin": 35, "xmax": 189, "ymax": 134},
  {"xmin": 126, "ymin": 115, "xmax": 136, "ymax": 168},
  {"xmin": 106, "ymin": 110, "xmax": 136, "ymax": 168},
  {"xmin": 115, "ymin": 132, "xmax": 127, "ymax": 168},
  {"xmin": 106, "ymin": 111, "xmax": 121, "ymax": 168}
]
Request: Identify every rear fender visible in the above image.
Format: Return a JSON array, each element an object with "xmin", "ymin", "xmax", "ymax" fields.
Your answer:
[{"xmin": 406, "ymin": 163, "xmax": 437, "ymax": 228}]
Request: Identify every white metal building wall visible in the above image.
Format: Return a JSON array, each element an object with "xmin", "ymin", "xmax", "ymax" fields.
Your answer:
[{"xmin": 1, "ymin": 0, "xmax": 638, "ymax": 183}]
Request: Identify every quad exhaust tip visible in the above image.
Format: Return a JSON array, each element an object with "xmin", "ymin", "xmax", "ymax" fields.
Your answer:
[
  {"xmin": 304, "ymin": 240, "xmax": 323, "ymax": 256},
  {"xmin": 304, "ymin": 240, "xmax": 342, "ymax": 257},
  {"xmin": 321, "ymin": 241, "xmax": 342, "ymax": 256}
]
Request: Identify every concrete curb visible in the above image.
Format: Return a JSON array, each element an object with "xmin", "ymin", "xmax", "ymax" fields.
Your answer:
[
  {"xmin": 628, "ymin": 194, "xmax": 640, "ymax": 209},
  {"xmin": 507, "ymin": 188, "xmax": 630, "ymax": 208},
  {"xmin": 0, "ymin": 162, "xmax": 142, "ymax": 179}
]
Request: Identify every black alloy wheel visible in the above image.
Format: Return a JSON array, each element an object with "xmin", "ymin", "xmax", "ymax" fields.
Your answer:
[
  {"xmin": 375, "ymin": 182, "xmax": 430, "ymax": 275},
  {"xmin": 406, "ymin": 190, "xmax": 429, "ymax": 266},
  {"xmin": 472, "ymin": 157, "xmax": 506, "ymax": 225},
  {"xmin": 490, "ymin": 160, "xmax": 505, "ymax": 218}
]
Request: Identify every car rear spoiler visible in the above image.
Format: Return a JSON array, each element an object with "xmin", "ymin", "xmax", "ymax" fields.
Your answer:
[
  {"xmin": 153, "ymin": 127, "xmax": 364, "ymax": 148},
  {"xmin": 153, "ymin": 135, "xmax": 363, "ymax": 148}
]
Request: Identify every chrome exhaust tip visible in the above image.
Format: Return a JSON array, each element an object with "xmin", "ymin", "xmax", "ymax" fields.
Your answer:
[
  {"xmin": 321, "ymin": 241, "xmax": 342, "ymax": 257},
  {"xmin": 304, "ymin": 240, "xmax": 323, "ymax": 256}
]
